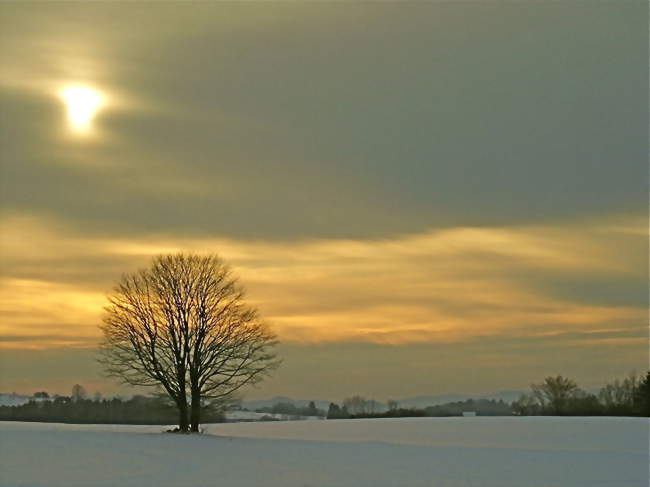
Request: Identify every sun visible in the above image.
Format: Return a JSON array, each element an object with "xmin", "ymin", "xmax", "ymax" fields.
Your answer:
[{"xmin": 60, "ymin": 85, "xmax": 104, "ymax": 132}]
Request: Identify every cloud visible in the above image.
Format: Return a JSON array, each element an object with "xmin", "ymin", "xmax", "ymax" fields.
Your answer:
[
  {"xmin": 0, "ymin": 212, "xmax": 645, "ymax": 351},
  {"xmin": 0, "ymin": 2, "xmax": 646, "ymax": 395},
  {"xmin": 0, "ymin": 2, "xmax": 647, "ymax": 240}
]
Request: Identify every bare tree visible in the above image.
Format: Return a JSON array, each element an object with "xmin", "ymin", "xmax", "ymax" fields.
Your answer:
[
  {"xmin": 99, "ymin": 253, "xmax": 279, "ymax": 432},
  {"xmin": 184, "ymin": 254, "xmax": 279, "ymax": 431},
  {"xmin": 343, "ymin": 396, "xmax": 369, "ymax": 415},
  {"xmin": 599, "ymin": 372, "xmax": 641, "ymax": 411},
  {"xmin": 511, "ymin": 393, "xmax": 540, "ymax": 416},
  {"xmin": 530, "ymin": 376, "xmax": 581, "ymax": 415}
]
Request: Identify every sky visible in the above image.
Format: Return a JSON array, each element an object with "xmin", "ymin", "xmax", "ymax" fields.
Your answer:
[{"xmin": 0, "ymin": 1, "xmax": 647, "ymax": 401}]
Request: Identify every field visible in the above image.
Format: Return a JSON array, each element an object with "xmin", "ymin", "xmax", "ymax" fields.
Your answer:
[{"xmin": 1, "ymin": 417, "xmax": 648, "ymax": 487}]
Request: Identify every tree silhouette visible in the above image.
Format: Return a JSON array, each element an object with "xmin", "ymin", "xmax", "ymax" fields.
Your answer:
[
  {"xmin": 71, "ymin": 384, "xmax": 87, "ymax": 402},
  {"xmin": 99, "ymin": 253, "xmax": 279, "ymax": 432},
  {"xmin": 599, "ymin": 373, "xmax": 641, "ymax": 414},
  {"xmin": 634, "ymin": 371, "xmax": 650, "ymax": 416},
  {"xmin": 531, "ymin": 376, "xmax": 581, "ymax": 415}
]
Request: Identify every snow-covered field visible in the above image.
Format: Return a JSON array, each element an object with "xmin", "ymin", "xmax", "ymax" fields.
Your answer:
[{"xmin": 1, "ymin": 417, "xmax": 647, "ymax": 487}]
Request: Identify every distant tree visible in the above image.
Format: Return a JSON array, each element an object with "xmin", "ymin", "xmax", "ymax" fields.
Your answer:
[
  {"xmin": 511, "ymin": 393, "xmax": 540, "ymax": 416},
  {"xmin": 425, "ymin": 398, "xmax": 512, "ymax": 417},
  {"xmin": 327, "ymin": 402, "xmax": 341, "ymax": 419},
  {"xmin": 255, "ymin": 401, "xmax": 324, "ymax": 418},
  {"xmin": 387, "ymin": 400, "xmax": 399, "ymax": 412},
  {"xmin": 633, "ymin": 371, "xmax": 650, "ymax": 416},
  {"xmin": 71, "ymin": 384, "xmax": 87, "ymax": 402},
  {"xmin": 99, "ymin": 253, "xmax": 279, "ymax": 433},
  {"xmin": 599, "ymin": 373, "xmax": 640, "ymax": 414},
  {"xmin": 327, "ymin": 402, "xmax": 350, "ymax": 419},
  {"xmin": 343, "ymin": 396, "xmax": 368, "ymax": 416},
  {"xmin": 270, "ymin": 402, "xmax": 298, "ymax": 416},
  {"xmin": 53, "ymin": 395, "xmax": 69, "ymax": 404},
  {"xmin": 567, "ymin": 392, "xmax": 602, "ymax": 416},
  {"xmin": 0, "ymin": 394, "xmax": 212, "ymax": 425},
  {"xmin": 340, "ymin": 405, "xmax": 350, "ymax": 419},
  {"xmin": 34, "ymin": 391, "xmax": 49, "ymax": 398},
  {"xmin": 530, "ymin": 376, "xmax": 581, "ymax": 415},
  {"xmin": 306, "ymin": 401, "xmax": 318, "ymax": 416}
]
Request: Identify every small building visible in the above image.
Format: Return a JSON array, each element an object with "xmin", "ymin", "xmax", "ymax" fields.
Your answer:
[{"xmin": 462, "ymin": 411, "xmax": 477, "ymax": 417}]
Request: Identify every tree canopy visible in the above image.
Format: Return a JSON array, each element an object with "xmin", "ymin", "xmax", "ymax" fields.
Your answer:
[{"xmin": 99, "ymin": 253, "xmax": 279, "ymax": 432}]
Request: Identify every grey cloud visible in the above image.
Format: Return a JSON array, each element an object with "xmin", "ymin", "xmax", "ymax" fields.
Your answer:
[
  {"xmin": 522, "ymin": 275, "xmax": 649, "ymax": 309},
  {"xmin": 1, "ymin": 1, "xmax": 647, "ymax": 402},
  {"xmin": 0, "ymin": 2, "xmax": 647, "ymax": 239}
]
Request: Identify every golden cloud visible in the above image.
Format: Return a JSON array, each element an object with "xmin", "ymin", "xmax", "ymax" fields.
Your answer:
[{"xmin": 0, "ymin": 213, "xmax": 646, "ymax": 349}]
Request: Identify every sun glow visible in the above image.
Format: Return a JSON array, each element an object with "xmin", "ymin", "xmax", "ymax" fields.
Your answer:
[{"xmin": 60, "ymin": 85, "xmax": 104, "ymax": 132}]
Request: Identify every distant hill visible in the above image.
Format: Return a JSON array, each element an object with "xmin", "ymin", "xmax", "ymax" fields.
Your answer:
[
  {"xmin": 399, "ymin": 391, "xmax": 525, "ymax": 409},
  {"xmin": 241, "ymin": 397, "xmax": 332, "ymax": 411},
  {"xmin": 240, "ymin": 391, "xmax": 525, "ymax": 412}
]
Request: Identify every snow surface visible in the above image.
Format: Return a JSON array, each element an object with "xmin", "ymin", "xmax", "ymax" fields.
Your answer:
[{"xmin": 1, "ymin": 417, "xmax": 647, "ymax": 487}]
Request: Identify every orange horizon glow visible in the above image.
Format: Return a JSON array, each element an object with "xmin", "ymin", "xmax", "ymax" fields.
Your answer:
[{"xmin": 0, "ymin": 213, "xmax": 645, "ymax": 351}]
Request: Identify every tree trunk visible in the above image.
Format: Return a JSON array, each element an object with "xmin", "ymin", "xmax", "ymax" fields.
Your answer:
[
  {"xmin": 177, "ymin": 397, "xmax": 189, "ymax": 432},
  {"xmin": 190, "ymin": 390, "xmax": 201, "ymax": 433}
]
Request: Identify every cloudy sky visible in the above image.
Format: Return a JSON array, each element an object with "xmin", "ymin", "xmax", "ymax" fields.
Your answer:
[{"xmin": 0, "ymin": 1, "xmax": 647, "ymax": 401}]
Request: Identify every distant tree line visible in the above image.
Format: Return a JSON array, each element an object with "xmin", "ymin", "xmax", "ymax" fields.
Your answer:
[
  {"xmin": 4, "ymin": 372, "xmax": 647, "ymax": 424},
  {"xmin": 512, "ymin": 372, "xmax": 650, "ymax": 417},
  {"xmin": 425, "ymin": 399, "xmax": 511, "ymax": 417},
  {"xmin": 326, "ymin": 398, "xmax": 511, "ymax": 419},
  {"xmin": 255, "ymin": 400, "xmax": 325, "ymax": 418},
  {"xmin": 0, "ymin": 386, "xmax": 225, "ymax": 425},
  {"xmin": 327, "ymin": 372, "xmax": 650, "ymax": 419}
]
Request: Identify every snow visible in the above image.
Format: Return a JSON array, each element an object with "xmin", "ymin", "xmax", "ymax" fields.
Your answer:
[{"xmin": 0, "ymin": 417, "xmax": 647, "ymax": 487}]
